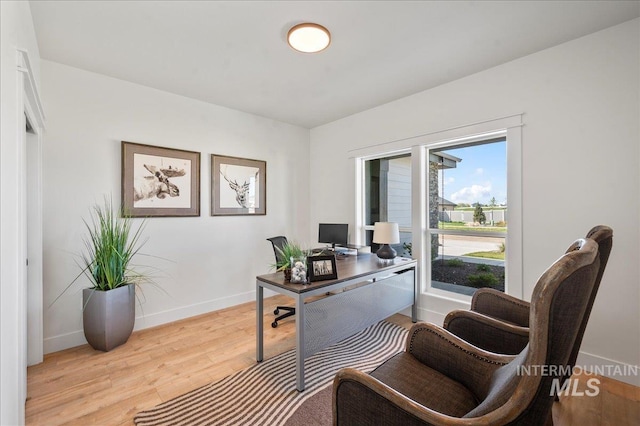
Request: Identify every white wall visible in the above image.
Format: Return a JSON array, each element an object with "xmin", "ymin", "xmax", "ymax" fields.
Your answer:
[
  {"xmin": 41, "ymin": 61, "xmax": 310, "ymax": 352},
  {"xmin": 0, "ymin": 1, "xmax": 42, "ymax": 424},
  {"xmin": 310, "ymin": 19, "xmax": 640, "ymax": 383}
]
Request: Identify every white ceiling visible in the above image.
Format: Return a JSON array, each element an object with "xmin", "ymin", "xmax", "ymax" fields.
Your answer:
[{"xmin": 30, "ymin": 1, "xmax": 639, "ymax": 129}]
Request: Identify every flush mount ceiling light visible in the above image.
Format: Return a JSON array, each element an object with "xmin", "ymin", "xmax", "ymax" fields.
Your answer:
[{"xmin": 287, "ymin": 23, "xmax": 331, "ymax": 53}]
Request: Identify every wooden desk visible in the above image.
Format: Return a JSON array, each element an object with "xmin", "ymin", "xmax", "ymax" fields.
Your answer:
[{"xmin": 256, "ymin": 253, "xmax": 417, "ymax": 391}]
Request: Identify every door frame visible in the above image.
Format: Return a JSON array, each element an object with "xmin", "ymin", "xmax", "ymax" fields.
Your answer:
[{"xmin": 17, "ymin": 48, "xmax": 46, "ymax": 374}]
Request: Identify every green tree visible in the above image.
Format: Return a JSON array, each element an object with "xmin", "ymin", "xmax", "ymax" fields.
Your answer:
[
  {"xmin": 490, "ymin": 197, "xmax": 497, "ymax": 207},
  {"xmin": 473, "ymin": 202, "xmax": 486, "ymax": 224}
]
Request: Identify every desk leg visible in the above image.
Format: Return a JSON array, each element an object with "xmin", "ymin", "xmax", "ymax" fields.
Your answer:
[
  {"xmin": 295, "ymin": 294, "xmax": 305, "ymax": 391},
  {"xmin": 256, "ymin": 282, "xmax": 263, "ymax": 362}
]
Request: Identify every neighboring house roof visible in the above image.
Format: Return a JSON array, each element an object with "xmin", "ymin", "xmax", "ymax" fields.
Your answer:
[
  {"xmin": 429, "ymin": 152, "xmax": 462, "ymax": 169},
  {"xmin": 439, "ymin": 197, "xmax": 456, "ymax": 207}
]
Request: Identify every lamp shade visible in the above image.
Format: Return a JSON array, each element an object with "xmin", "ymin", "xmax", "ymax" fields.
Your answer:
[{"xmin": 372, "ymin": 222, "xmax": 400, "ymax": 244}]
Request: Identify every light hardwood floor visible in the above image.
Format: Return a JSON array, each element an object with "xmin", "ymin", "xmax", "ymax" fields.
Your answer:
[{"xmin": 27, "ymin": 295, "xmax": 639, "ymax": 425}]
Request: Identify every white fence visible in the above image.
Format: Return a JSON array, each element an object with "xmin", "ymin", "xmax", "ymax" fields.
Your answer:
[{"xmin": 440, "ymin": 209, "xmax": 507, "ymax": 224}]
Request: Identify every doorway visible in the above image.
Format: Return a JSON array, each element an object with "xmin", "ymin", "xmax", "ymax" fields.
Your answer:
[{"xmin": 24, "ymin": 112, "xmax": 43, "ymax": 367}]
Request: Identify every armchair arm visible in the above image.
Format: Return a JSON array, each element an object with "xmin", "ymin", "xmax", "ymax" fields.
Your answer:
[
  {"xmin": 443, "ymin": 310, "xmax": 530, "ymax": 355},
  {"xmin": 405, "ymin": 322, "xmax": 515, "ymax": 399},
  {"xmin": 334, "ymin": 367, "xmax": 525, "ymax": 426},
  {"xmin": 333, "ymin": 368, "xmax": 460, "ymax": 426},
  {"xmin": 471, "ymin": 288, "xmax": 530, "ymax": 327}
]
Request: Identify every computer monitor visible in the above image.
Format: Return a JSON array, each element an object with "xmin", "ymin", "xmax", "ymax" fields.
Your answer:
[{"xmin": 318, "ymin": 223, "xmax": 348, "ymax": 248}]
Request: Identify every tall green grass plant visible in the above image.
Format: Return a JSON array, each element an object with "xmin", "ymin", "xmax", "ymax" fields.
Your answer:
[
  {"xmin": 52, "ymin": 197, "xmax": 150, "ymax": 306},
  {"xmin": 82, "ymin": 197, "xmax": 147, "ymax": 290},
  {"xmin": 272, "ymin": 242, "xmax": 309, "ymax": 271}
]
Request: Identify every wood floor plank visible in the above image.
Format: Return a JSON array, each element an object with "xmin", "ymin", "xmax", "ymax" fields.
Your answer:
[
  {"xmin": 600, "ymin": 376, "xmax": 640, "ymax": 426},
  {"xmin": 26, "ymin": 295, "xmax": 639, "ymax": 425}
]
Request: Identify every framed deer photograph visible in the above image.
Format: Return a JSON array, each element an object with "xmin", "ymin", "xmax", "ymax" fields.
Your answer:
[
  {"xmin": 211, "ymin": 154, "xmax": 266, "ymax": 216},
  {"xmin": 122, "ymin": 141, "xmax": 201, "ymax": 217}
]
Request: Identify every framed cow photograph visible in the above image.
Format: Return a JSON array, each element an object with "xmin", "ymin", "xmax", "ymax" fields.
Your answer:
[
  {"xmin": 122, "ymin": 141, "xmax": 200, "ymax": 217},
  {"xmin": 211, "ymin": 154, "xmax": 266, "ymax": 216}
]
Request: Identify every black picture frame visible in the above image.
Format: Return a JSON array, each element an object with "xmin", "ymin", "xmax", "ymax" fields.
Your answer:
[{"xmin": 308, "ymin": 255, "xmax": 338, "ymax": 282}]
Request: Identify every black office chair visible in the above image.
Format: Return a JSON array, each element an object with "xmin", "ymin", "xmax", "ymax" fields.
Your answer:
[{"xmin": 266, "ymin": 236, "xmax": 296, "ymax": 328}]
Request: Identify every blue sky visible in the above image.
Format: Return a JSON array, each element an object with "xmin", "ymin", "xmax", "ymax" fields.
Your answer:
[{"xmin": 438, "ymin": 141, "xmax": 507, "ymax": 206}]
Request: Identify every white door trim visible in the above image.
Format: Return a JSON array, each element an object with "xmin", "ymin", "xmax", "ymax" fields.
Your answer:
[{"xmin": 17, "ymin": 48, "xmax": 45, "ymax": 371}]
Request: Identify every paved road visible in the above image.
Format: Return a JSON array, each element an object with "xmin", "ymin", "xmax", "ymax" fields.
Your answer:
[{"xmin": 436, "ymin": 234, "xmax": 504, "ymax": 258}]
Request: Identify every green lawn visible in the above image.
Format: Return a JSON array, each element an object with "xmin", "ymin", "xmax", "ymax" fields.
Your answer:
[
  {"xmin": 453, "ymin": 207, "xmax": 507, "ymax": 211},
  {"xmin": 439, "ymin": 222, "xmax": 507, "ymax": 233},
  {"xmin": 462, "ymin": 250, "xmax": 505, "ymax": 260}
]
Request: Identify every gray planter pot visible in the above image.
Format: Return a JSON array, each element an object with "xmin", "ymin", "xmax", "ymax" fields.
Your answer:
[{"xmin": 83, "ymin": 284, "xmax": 135, "ymax": 352}]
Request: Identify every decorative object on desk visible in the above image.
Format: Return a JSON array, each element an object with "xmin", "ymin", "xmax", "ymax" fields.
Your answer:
[
  {"xmin": 289, "ymin": 256, "xmax": 308, "ymax": 283},
  {"xmin": 122, "ymin": 141, "xmax": 201, "ymax": 217},
  {"xmin": 52, "ymin": 196, "xmax": 154, "ymax": 351},
  {"xmin": 308, "ymin": 254, "xmax": 338, "ymax": 281},
  {"xmin": 272, "ymin": 241, "xmax": 308, "ymax": 282},
  {"xmin": 211, "ymin": 154, "xmax": 266, "ymax": 216},
  {"xmin": 373, "ymin": 221, "xmax": 400, "ymax": 261}
]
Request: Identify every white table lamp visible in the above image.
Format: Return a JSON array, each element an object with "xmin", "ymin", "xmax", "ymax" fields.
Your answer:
[{"xmin": 373, "ymin": 222, "xmax": 400, "ymax": 260}]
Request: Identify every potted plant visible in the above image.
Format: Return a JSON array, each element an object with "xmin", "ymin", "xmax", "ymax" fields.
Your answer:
[
  {"xmin": 272, "ymin": 242, "xmax": 308, "ymax": 282},
  {"xmin": 62, "ymin": 197, "xmax": 149, "ymax": 351}
]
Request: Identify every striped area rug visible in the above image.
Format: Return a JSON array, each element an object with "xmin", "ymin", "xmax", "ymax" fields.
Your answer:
[{"xmin": 134, "ymin": 320, "xmax": 407, "ymax": 426}]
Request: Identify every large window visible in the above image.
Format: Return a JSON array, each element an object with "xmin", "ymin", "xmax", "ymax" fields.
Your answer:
[
  {"xmin": 428, "ymin": 138, "xmax": 507, "ymax": 296},
  {"xmin": 364, "ymin": 154, "xmax": 412, "ymax": 256},
  {"xmin": 357, "ymin": 116, "xmax": 522, "ymax": 302}
]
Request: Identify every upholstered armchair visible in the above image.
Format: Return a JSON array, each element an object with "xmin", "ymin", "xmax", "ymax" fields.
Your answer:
[
  {"xmin": 443, "ymin": 225, "xmax": 612, "ymax": 357},
  {"xmin": 333, "ymin": 238, "xmax": 600, "ymax": 425}
]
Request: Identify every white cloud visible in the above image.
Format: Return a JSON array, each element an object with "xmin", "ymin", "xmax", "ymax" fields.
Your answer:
[
  {"xmin": 475, "ymin": 168, "xmax": 484, "ymax": 175},
  {"xmin": 450, "ymin": 184, "xmax": 492, "ymax": 204},
  {"xmin": 445, "ymin": 177, "xmax": 455, "ymax": 184}
]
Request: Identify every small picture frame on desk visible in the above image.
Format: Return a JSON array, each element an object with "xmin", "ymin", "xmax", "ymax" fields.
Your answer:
[{"xmin": 308, "ymin": 255, "xmax": 338, "ymax": 282}]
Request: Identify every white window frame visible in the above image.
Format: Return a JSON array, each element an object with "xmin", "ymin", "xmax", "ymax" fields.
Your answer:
[
  {"xmin": 355, "ymin": 151, "xmax": 413, "ymax": 248},
  {"xmin": 352, "ymin": 114, "xmax": 522, "ymax": 318},
  {"xmin": 424, "ymin": 134, "xmax": 514, "ymax": 301}
]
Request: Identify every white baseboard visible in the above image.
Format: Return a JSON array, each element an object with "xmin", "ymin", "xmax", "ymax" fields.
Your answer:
[
  {"xmin": 43, "ymin": 329, "xmax": 87, "ymax": 354},
  {"xmin": 415, "ymin": 306, "xmax": 446, "ymax": 325},
  {"xmin": 132, "ymin": 290, "xmax": 256, "ymax": 330},
  {"xmin": 43, "ymin": 290, "xmax": 259, "ymax": 354},
  {"xmin": 577, "ymin": 351, "xmax": 640, "ymax": 387}
]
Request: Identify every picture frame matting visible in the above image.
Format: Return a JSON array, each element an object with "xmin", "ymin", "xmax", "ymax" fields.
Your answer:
[
  {"xmin": 122, "ymin": 141, "xmax": 201, "ymax": 217},
  {"xmin": 211, "ymin": 154, "xmax": 267, "ymax": 216}
]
